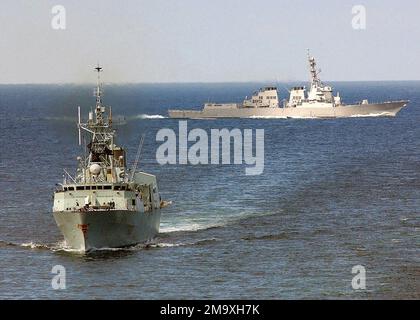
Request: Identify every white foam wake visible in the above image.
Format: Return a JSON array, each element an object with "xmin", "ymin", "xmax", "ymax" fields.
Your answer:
[
  {"xmin": 350, "ymin": 112, "xmax": 394, "ymax": 118},
  {"xmin": 133, "ymin": 114, "xmax": 167, "ymax": 119},
  {"xmin": 0, "ymin": 237, "xmax": 218, "ymax": 253},
  {"xmin": 20, "ymin": 241, "xmax": 52, "ymax": 250},
  {"xmin": 159, "ymin": 220, "xmax": 226, "ymax": 233},
  {"xmin": 159, "ymin": 223, "xmax": 211, "ymax": 233},
  {"xmin": 151, "ymin": 238, "xmax": 217, "ymax": 248},
  {"xmin": 247, "ymin": 115, "xmax": 288, "ymax": 119},
  {"xmin": 0, "ymin": 240, "xmax": 71, "ymax": 251},
  {"xmin": 287, "ymin": 116, "xmax": 317, "ymax": 119}
]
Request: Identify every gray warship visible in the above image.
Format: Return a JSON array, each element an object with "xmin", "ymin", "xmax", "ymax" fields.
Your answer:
[
  {"xmin": 53, "ymin": 66, "xmax": 162, "ymax": 252},
  {"xmin": 168, "ymin": 52, "xmax": 408, "ymax": 119}
]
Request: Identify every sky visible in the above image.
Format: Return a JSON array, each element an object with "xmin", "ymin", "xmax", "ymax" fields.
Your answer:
[{"xmin": 0, "ymin": 0, "xmax": 419, "ymax": 84}]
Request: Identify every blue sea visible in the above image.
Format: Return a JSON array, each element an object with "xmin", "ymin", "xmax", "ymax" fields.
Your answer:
[{"xmin": 0, "ymin": 81, "xmax": 419, "ymax": 299}]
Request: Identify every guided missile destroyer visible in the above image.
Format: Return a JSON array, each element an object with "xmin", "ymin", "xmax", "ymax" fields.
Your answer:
[
  {"xmin": 53, "ymin": 66, "xmax": 162, "ymax": 252},
  {"xmin": 168, "ymin": 52, "xmax": 408, "ymax": 119}
]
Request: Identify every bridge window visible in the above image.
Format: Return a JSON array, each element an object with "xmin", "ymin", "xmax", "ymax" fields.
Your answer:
[{"xmin": 104, "ymin": 186, "xmax": 112, "ymax": 190}]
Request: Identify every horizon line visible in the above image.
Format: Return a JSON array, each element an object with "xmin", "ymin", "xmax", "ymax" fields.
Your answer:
[{"xmin": 0, "ymin": 79, "xmax": 419, "ymax": 85}]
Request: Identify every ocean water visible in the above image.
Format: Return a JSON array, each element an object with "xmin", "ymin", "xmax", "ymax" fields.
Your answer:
[{"xmin": 0, "ymin": 81, "xmax": 419, "ymax": 299}]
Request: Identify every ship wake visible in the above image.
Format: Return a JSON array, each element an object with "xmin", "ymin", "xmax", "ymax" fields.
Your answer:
[
  {"xmin": 131, "ymin": 114, "xmax": 167, "ymax": 120},
  {"xmin": 349, "ymin": 112, "xmax": 395, "ymax": 118},
  {"xmin": 247, "ymin": 115, "xmax": 288, "ymax": 119},
  {"xmin": 0, "ymin": 237, "xmax": 218, "ymax": 253},
  {"xmin": 0, "ymin": 240, "xmax": 69, "ymax": 251},
  {"xmin": 159, "ymin": 222, "xmax": 224, "ymax": 233}
]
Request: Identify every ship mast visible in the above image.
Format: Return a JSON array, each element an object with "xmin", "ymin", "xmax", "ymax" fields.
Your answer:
[
  {"xmin": 94, "ymin": 65, "xmax": 104, "ymax": 125},
  {"xmin": 307, "ymin": 49, "xmax": 321, "ymax": 88},
  {"xmin": 73, "ymin": 65, "xmax": 119, "ymax": 184}
]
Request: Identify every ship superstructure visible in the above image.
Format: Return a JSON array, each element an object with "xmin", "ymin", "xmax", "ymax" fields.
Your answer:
[
  {"xmin": 53, "ymin": 66, "xmax": 161, "ymax": 252},
  {"xmin": 287, "ymin": 52, "xmax": 341, "ymax": 108}
]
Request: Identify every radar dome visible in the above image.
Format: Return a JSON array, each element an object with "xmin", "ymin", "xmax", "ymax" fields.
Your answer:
[{"xmin": 89, "ymin": 163, "xmax": 102, "ymax": 175}]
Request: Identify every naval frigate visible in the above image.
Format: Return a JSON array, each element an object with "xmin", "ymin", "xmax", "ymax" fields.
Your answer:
[
  {"xmin": 53, "ymin": 66, "xmax": 162, "ymax": 252},
  {"xmin": 168, "ymin": 52, "xmax": 408, "ymax": 119}
]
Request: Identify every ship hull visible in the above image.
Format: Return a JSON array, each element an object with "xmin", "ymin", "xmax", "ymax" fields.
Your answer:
[
  {"xmin": 168, "ymin": 101, "xmax": 408, "ymax": 119},
  {"xmin": 53, "ymin": 209, "xmax": 161, "ymax": 252}
]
